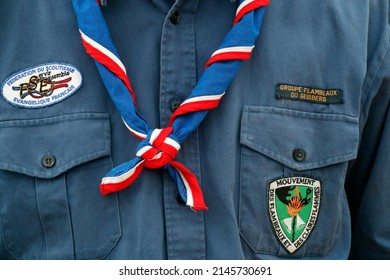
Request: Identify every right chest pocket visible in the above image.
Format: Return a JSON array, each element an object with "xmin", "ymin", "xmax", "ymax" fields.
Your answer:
[
  {"xmin": 0, "ymin": 113, "xmax": 121, "ymax": 259},
  {"xmin": 239, "ymin": 106, "xmax": 359, "ymax": 258}
]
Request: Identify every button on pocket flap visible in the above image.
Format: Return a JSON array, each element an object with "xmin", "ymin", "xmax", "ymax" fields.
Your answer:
[
  {"xmin": 0, "ymin": 113, "xmax": 111, "ymax": 178},
  {"xmin": 240, "ymin": 106, "xmax": 359, "ymax": 170}
]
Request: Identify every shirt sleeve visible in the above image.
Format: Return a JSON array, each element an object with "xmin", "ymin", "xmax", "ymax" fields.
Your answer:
[{"xmin": 346, "ymin": 2, "xmax": 390, "ymax": 258}]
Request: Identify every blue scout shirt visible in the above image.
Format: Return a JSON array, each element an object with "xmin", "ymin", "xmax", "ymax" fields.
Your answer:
[{"xmin": 0, "ymin": 0, "xmax": 389, "ymax": 259}]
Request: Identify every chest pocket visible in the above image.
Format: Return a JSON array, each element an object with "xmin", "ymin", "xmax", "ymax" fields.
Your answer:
[
  {"xmin": 0, "ymin": 113, "xmax": 121, "ymax": 259},
  {"xmin": 239, "ymin": 106, "xmax": 359, "ymax": 257}
]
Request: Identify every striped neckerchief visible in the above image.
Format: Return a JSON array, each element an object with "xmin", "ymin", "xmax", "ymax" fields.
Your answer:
[{"xmin": 72, "ymin": 0, "xmax": 269, "ymax": 211}]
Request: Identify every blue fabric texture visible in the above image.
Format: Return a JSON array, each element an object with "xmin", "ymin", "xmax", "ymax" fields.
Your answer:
[{"xmin": 0, "ymin": 0, "xmax": 389, "ymax": 259}]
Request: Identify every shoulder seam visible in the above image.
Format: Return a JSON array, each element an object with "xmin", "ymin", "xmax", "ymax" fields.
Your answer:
[{"xmin": 360, "ymin": 28, "xmax": 390, "ymax": 125}]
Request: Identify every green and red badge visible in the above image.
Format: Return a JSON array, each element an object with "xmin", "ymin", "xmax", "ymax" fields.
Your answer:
[{"xmin": 268, "ymin": 176, "xmax": 321, "ymax": 254}]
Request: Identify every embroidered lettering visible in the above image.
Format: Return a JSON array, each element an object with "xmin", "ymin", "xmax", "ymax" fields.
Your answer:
[
  {"xmin": 1, "ymin": 63, "xmax": 83, "ymax": 108},
  {"xmin": 275, "ymin": 83, "xmax": 343, "ymax": 105},
  {"xmin": 268, "ymin": 176, "xmax": 322, "ymax": 254}
]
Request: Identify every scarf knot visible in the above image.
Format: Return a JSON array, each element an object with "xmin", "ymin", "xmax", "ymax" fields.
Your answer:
[{"xmin": 136, "ymin": 128, "xmax": 180, "ymax": 169}]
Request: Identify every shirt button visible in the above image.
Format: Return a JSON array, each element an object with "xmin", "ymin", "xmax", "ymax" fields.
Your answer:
[
  {"xmin": 170, "ymin": 98, "xmax": 182, "ymax": 112},
  {"xmin": 170, "ymin": 11, "xmax": 181, "ymax": 25},
  {"xmin": 293, "ymin": 148, "xmax": 306, "ymax": 162},
  {"xmin": 42, "ymin": 154, "xmax": 56, "ymax": 168}
]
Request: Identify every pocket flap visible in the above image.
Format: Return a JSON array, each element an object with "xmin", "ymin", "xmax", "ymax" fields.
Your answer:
[
  {"xmin": 0, "ymin": 113, "xmax": 111, "ymax": 178},
  {"xmin": 240, "ymin": 106, "xmax": 359, "ymax": 170}
]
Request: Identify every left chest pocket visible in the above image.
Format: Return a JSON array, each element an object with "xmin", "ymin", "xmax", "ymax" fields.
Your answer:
[
  {"xmin": 0, "ymin": 113, "xmax": 121, "ymax": 259},
  {"xmin": 239, "ymin": 106, "xmax": 359, "ymax": 257}
]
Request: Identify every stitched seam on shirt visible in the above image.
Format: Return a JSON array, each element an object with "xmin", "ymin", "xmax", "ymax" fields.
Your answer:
[
  {"xmin": 0, "ymin": 151, "xmax": 111, "ymax": 178},
  {"xmin": 35, "ymin": 177, "xmax": 48, "ymax": 260},
  {"xmin": 243, "ymin": 143, "xmax": 357, "ymax": 170},
  {"xmin": 0, "ymin": 213, "xmax": 19, "ymax": 259},
  {"xmin": 360, "ymin": 29, "xmax": 390, "ymax": 123},
  {"xmin": 0, "ymin": 112, "xmax": 109, "ymax": 128}
]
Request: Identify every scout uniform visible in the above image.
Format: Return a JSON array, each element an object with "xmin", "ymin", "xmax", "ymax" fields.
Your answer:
[{"xmin": 0, "ymin": 0, "xmax": 389, "ymax": 259}]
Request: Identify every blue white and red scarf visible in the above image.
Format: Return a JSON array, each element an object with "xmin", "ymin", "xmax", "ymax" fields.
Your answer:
[{"xmin": 71, "ymin": 0, "xmax": 269, "ymax": 211}]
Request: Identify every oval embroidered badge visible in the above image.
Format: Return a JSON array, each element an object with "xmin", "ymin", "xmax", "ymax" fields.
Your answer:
[{"xmin": 1, "ymin": 63, "xmax": 83, "ymax": 108}]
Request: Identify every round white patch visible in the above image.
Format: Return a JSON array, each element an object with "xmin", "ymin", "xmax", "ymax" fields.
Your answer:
[{"xmin": 1, "ymin": 62, "xmax": 83, "ymax": 108}]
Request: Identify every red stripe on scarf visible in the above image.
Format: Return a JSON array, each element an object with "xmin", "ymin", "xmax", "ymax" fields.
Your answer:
[
  {"xmin": 234, "ymin": 0, "xmax": 270, "ymax": 25},
  {"xmin": 81, "ymin": 38, "xmax": 137, "ymax": 103}
]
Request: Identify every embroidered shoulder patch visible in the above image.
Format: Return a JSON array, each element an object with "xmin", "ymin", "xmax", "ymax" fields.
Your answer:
[
  {"xmin": 1, "ymin": 63, "xmax": 83, "ymax": 108},
  {"xmin": 275, "ymin": 84, "xmax": 343, "ymax": 105},
  {"xmin": 268, "ymin": 176, "xmax": 321, "ymax": 254}
]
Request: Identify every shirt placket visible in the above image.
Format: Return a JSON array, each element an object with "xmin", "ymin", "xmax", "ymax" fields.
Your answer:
[{"xmin": 159, "ymin": 0, "xmax": 206, "ymax": 260}]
